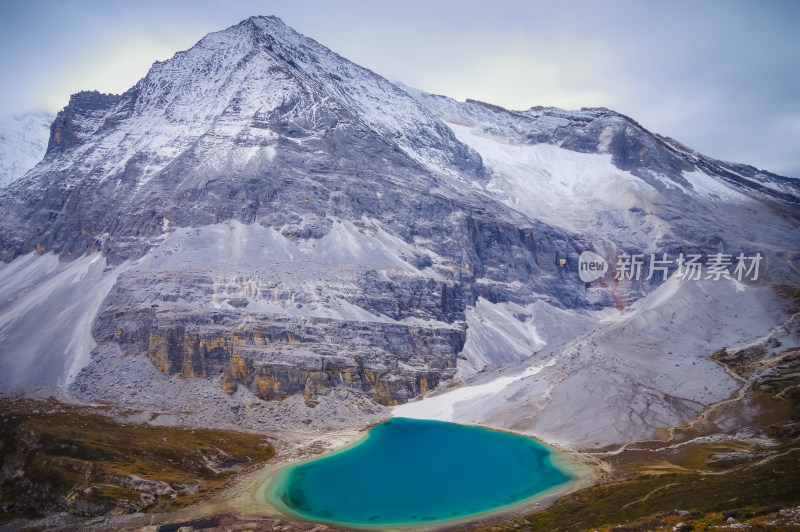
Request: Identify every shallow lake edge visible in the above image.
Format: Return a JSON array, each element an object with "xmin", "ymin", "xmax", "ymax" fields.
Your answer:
[{"xmin": 259, "ymin": 419, "xmax": 595, "ymax": 531}]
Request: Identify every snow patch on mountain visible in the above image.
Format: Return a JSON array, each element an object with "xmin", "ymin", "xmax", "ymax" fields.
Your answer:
[
  {"xmin": 139, "ymin": 218, "xmax": 443, "ymax": 277},
  {"xmin": 401, "ymin": 84, "xmax": 800, "ymax": 251},
  {"xmin": 447, "ymin": 122, "xmax": 669, "ymax": 247},
  {"xmin": 393, "ymin": 358, "xmax": 556, "ymax": 421},
  {"xmin": 680, "ymin": 169, "xmax": 752, "ymax": 201}
]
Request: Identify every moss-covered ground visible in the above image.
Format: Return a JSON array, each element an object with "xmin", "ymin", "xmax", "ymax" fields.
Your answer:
[{"xmin": 0, "ymin": 398, "xmax": 274, "ymax": 522}]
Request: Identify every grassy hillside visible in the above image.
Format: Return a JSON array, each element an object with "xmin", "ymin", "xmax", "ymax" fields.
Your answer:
[{"xmin": 0, "ymin": 398, "xmax": 274, "ymax": 522}]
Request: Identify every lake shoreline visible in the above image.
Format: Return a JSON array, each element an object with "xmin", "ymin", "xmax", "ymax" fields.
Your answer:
[
  {"xmin": 126, "ymin": 420, "xmax": 598, "ymax": 531},
  {"xmin": 258, "ymin": 419, "xmax": 597, "ymax": 531}
]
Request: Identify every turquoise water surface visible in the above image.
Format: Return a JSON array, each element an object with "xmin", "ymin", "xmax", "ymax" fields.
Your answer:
[{"xmin": 268, "ymin": 418, "xmax": 574, "ymax": 527}]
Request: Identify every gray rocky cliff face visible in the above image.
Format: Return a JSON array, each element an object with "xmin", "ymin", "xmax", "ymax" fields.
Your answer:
[
  {"xmin": 47, "ymin": 91, "xmax": 122, "ymax": 154},
  {"xmin": 92, "ymin": 267, "xmax": 469, "ymax": 405}
]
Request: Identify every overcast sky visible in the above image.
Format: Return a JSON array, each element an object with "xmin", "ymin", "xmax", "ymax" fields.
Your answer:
[{"xmin": 1, "ymin": 0, "xmax": 798, "ymax": 178}]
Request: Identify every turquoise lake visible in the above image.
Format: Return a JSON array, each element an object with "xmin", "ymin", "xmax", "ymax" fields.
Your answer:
[{"xmin": 267, "ymin": 418, "xmax": 575, "ymax": 527}]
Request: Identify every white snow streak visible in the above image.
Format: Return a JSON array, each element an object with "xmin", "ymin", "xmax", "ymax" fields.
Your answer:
[{"xmin": 392, "ymin": 358, "xmax": 556, "ymax": 421}]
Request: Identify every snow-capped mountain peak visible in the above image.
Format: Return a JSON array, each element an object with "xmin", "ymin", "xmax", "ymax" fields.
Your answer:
[{"xmin": 42, "ymin": 16, "xmax": 482, "ymax": 188}]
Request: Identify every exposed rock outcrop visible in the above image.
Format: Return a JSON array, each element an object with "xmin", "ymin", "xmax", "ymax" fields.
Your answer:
[
  {"xmin": 94, "ymin": 268, "xmax": 468, "ymax": 405},
  {"xmin": 47, "ymin": 91, "xmax": 121, "ymax": 154}
]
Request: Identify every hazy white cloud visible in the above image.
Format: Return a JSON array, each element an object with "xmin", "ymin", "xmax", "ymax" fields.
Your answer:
[{"xmin": 0, "ymin": 0, "xmax": 797, "ymax": 177}]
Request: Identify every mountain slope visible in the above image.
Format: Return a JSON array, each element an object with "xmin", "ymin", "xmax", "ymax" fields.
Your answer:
[
  {"xmin": 0, "ymin": 16, "xmax": 797, "ymax": 451},
  {"xmin": 0, "ymin": 16, "xmax": 488, "ymax": 263},
  {"xmin": 0, "ymin": 16, "xmax": 584, "ymax": 412},
  {"xmin": 392, "ymin": 85, "xmax": 800, "ymax": 447},
  {"xmin": 400, "ymin": 84, "xmax": 800, "ymax": 252}
]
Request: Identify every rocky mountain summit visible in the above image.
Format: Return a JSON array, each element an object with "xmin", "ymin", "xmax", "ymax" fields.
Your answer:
[{"xmin": 0, "ymin": 16, "xmax": 798, "ymax": 447}]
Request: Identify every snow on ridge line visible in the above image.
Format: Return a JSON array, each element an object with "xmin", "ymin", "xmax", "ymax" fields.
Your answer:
[{"xmin": 245, "ymin": 16, "xmax": 477, "ymax": 177}]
